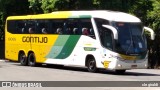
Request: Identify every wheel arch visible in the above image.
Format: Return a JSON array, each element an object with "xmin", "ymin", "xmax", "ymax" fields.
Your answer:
[{"xmin": 85, "ymin": 54, "xmax": 96, "ymax": 67}]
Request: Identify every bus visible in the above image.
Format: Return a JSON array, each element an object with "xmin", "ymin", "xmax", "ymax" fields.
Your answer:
[{"xmin": 5, "ymin": 10, "xmax": 155, "ymax": 73}]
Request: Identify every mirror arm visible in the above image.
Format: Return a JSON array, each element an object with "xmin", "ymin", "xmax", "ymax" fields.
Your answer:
[
  {"xmin": 144, "ymin": 27, "xmax": 155, "ymax": 40},
  {"xmin": 102, "ymin": 25, "xmax": 118, "ymax": 40}
]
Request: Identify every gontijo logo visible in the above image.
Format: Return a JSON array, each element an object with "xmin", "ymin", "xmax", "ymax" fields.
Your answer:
[{"xmin": 22, "ymin": 36, "xmax": 48, "ymax": 43}]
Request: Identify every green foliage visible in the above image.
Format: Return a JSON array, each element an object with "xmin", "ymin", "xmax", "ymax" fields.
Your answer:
[
  {"xmin": 29, "ymin": 0, "xmax": 43, "ymax": 14},
  {"xmin": 147, "ymin": 0, "xmax": 160, "ymax": 30},
  {"xmin": 41, "ymin": 0, "xmax": 94, "ymax": 13},
  {"xmin": 0, "ymin": 0, "xmax": 29, "ymax": 40},
  {"xmin": 41, "ymin": 0, "xmax": 56, "ymax": 13},
  {"xmin": 41, "ymin": 0, "xmax": 69, "ymax": 13},
  {"xmin": 72, "ymin": 0, "xmax": 94, "ymax": 10},
  {"xmin": 54, "ymin": 0, "xmax": 69, "ymax": 10},
  {"xmin": 129, "ymin": 0, "xmax": 153, "ymax": 25},
  {"xmin": 0, "ymin": 0, "xmax": 13, "ymax": 30}
]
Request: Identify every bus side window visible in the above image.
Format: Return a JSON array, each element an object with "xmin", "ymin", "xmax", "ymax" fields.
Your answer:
[
  {"xmin": 27, "ymin": 20, "xmax": 36, "ymax": 34},
  {"xmin": 51, "ymin": 19, "xmax": 65, "ymax": 34},
  {"xmin": 100, "ymin": 27, "xmax": 113, "ymax": 50},
  {"xmin": 7, "ymin": 20, "xmax": 17, "ymax": 34},
  {"xmin": 17, "ymin": 20, "xmax": 27, "ymax": 34},
  {"xmin": 73, "ymin": 28, "xmax": 78, "ymax": 34},
  {"xmin": 42, "ymin": 28, "xmax": 47, "ymax": 34},
  {"xmin": 80, "ymin": 18, "xmax": 96, "ymax": 39},
  {"xmin": 82, "ymin": 28, "xmax": 89, "ymax": 35},
  {"xmin": 29, "ymin": 28, "xmax": 34, "ymax": 34},
  {"xmin": 56, "ymin": 28, "xmax": 63, "ymax": 34},
  {"xmin": 94, "ymin": 18, "xmax": 109, "ymax": 34},
  {"xmin": 64, "ymin": 18, "xmax": 80, "ymax": 35},
  {"xmin": 36, "ymin": 20, "xmax": 49, "ymax": 34},
  {"xmin": 7, "ymin": 20, "xmax": 26, "ymax": 34},
  {"xmin": 21, "ymin": 28, "xmax": 25, "ymax": 34}
]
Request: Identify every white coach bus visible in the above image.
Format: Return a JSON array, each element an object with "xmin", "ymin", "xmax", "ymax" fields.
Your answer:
[{"xmin": 5, "ymin": 10, "xmax": 155, "ymax": 74}]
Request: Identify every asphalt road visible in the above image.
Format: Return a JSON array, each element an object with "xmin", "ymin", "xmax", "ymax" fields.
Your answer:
[{"xmin": 0, "ymin": 59, "xmax": 160, "ymax": 90}]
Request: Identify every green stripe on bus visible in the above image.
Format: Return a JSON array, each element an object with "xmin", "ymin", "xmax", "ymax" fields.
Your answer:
[
  {"xmin": 56, "ymin": 35, "xmax": 81, "ymax": 59},
  {"xmin": 46, "ymin": 35, "xmax": 70, "ymax": 58},
  {"xmin": 69, "ymin": 16, "xmax": 79, "ymax": 18},
  {"xmin": 79, "ymin": 15, "xmax": 91, "ymax": 18},
  {"xmin": 69, "ymin": 15, "xmax": 91, "ymax": 18},
  {"xmin": 46, "ymin": 35, "xmax": 81, "ymax": 59}
]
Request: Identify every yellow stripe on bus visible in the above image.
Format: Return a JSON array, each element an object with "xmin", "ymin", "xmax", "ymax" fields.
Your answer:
[{"xmin": 7, "ymin": 11, "xmax": 72, "ymax": 20}]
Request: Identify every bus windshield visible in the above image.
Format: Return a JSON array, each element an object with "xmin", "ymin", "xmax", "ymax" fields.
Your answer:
[{"xmin": 112, "ymin": 22, "xmax": 147, "ymax": 55}]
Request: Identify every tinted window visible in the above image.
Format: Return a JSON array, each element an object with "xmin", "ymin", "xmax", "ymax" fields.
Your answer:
[
  {"xmin": 36, "ymin": 20, "xmax": 50, "ymax": 34},
  {"xmin": 80, "ymin": 19, "xmax": 95, "ymax": 38},
  {"xmin": 51, "ymin": 19, "xmax": 65, "ymax": 34},
  {"xmin": 7, "ymin": 20, "xmax": 17, "ymax": 34},
  {"xmin": 94, "ymin": 18, "xmax": 113, "ymax": 50},
  {"xmin": 7, "ymin": 18, "xmax": 95, "ymax": 38},
  {"xmin": 64, "ymin": 19, "xmax": 80, "ymax": 35}
]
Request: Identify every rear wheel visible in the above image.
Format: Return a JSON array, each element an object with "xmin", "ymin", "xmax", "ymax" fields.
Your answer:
[
  {"xmin": 87, "ymin": 58, "xmax": 97, "ymax": 73},
  {"xmin": 28, "ymin": 53, "xmax": 36, "ymax": 66},
  {"xmin": 19, "ymin": 52, "xmax": 27, "ymax": 66}
]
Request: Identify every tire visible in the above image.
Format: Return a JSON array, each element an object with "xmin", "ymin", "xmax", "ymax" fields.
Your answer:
[
  {"xmin": 19, "ymin": 52, "xmax": 27, "ymax": 66},
  {"xmin": 28, "ymin": 53, "xmax": 36, "ymax": 67},
  {"xmin": 115, "ymin": 70, "xmax": 126, "ymax": 74},
  {"xmin": 87, "ymin": 58, "xmax": 97, "ymax": 73}
]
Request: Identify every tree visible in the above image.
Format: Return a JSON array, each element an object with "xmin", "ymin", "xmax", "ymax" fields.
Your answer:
[
  {"xmin": 41, "ymin": 0, "xmax": 69, "ymax": 13},
  {"xmin": 94, "ymin": 0, "xmax": 132, "ymax": 12},
  {"xmin": 73, "ymin": 0, "xmax": 94, "ymax": 10},
  {"xmin": 54, "ymin": 0, "xmax": 69, "ymax": 10},
  {"xmin": 147, "ymin": 0, "xmax": 160, "ymax": 30},
  {"xmin": 128, "ymin": 0, "xmax": 153, "ymax": 25},
  {"xmin": 41, "ymin": 0, "xmax": 55, "ymax": 13},
  {"xmin": 0, "ymin": 0, "xmax": 29, "ymax": 40},
  {"xmin": 147, "ymin": 0, "xmax": 160, "ymax": 68},
  {"xmin": 29, "ymin": 0, "xmax": 43, "ymax": 14}
]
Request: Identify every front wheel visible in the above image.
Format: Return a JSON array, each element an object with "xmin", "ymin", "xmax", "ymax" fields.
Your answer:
[
  {"xmin": 28, "ymin": 53, "xmax": 36, "ymax": 67},
  {"xmin": 19, "ymin": 52, "xmax": 27, "ymax": 66},
  {"xmin": 87, "ymin": 58, "xmax": 98, "ymax": 73}
]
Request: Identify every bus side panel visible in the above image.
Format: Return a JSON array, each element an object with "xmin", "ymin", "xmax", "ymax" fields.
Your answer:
[
  {"xmin": 30, "ymin": 35, "xmax": 58, "ymax": 63},
  {"xmin": 44, "ymin": 35, "xmax": 100, "ymax": 67},
  {"xmin": 43, "ymin": 35, "xmax": 80, "ymax": 64},
  {"xmin": 71, "ymin": 35, "xmax": 101, "ymax": 66},
  {"xmin": 5, "ymin": 33, "xmax": 31, "ymax": 61}
]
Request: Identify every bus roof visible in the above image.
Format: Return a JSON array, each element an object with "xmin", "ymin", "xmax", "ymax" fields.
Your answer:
[
  {"xmin": 70, "ymin": 10, "xmax": 141, "ymax": 22},
  {"xmin": 7, "ymin": 10, "xmax": 141, "ymax": 23}
]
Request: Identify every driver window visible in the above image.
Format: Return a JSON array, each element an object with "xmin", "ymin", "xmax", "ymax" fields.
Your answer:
[
  {"xmin": 100, "ymin": 27, "xmax": 113, "ymax": 50},
  {"xmin": 95, "ymin": 18, "xmax": 113, "ymax": 50},
  {"xmin": 94, "ymin": 18, "xmax": 113, "ymax": 50}
]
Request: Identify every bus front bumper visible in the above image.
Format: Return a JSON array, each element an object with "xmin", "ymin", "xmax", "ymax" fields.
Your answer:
[{"xmin": 101, "ymin": 59, "xmax": 148, "ymax": 70}]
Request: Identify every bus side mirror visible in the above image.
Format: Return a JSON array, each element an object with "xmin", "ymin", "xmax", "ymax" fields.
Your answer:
[
  {"xmin": 102, "ymin": 25, "xmax": 118, "ymax": 40},
  {"xmin": 144, "ymin": 27, "xmax": 155, "ymax": 40}
]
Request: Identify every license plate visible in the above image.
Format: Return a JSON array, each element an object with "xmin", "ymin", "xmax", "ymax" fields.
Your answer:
[
  {"xmin": 131, "ymin": 65, "xmax": 137, "ymax": 68},
  {"xmin": 120, "ymin": 54, "xmax": 136, "ymax": 60}
]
